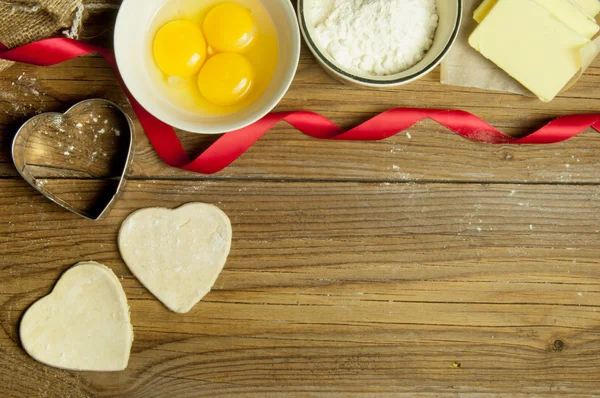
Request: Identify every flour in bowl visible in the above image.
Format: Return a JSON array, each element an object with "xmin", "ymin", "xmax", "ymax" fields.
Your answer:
[{"xmin": 310, "ymin": 0, "xmax": 439, "ymax": 76}]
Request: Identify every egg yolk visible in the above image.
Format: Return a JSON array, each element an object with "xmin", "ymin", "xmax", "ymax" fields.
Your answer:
[
  {"xmin": 203, "ymin": 3, "xmax": 256, "ymax": 53},
  {"xmin": 197, "ymin": 53, "xmax": 254, "ymax": 106},
  {"xmin": 153, "ymin": 20, "xmax": 207, "ymax": 77}
]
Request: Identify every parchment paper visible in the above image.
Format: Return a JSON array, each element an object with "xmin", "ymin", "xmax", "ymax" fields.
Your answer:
[{"xmin": 440, "ymin": 0, "xmax": 600, "ymax": 97}]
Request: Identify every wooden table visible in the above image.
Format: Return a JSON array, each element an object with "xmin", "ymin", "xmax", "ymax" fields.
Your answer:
[{"xmin": 2, "ymin": 7, "xmax": 600, "ymax": 397}]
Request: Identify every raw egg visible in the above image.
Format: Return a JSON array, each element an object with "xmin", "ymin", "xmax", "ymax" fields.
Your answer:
[
  {"xmin": 153, "ymin": 20, "xmax": 207, "ymax": 77},
  {"xmin": 203, "ymin": 3, "xmax": 256, "ymax": 53},
  {"xmin": 149, "ymin": 0, "xmax": 279, "ymax": 116},
  {"xmin": 198, "ymin": 53, "xmax": 254, "ymax": 106}
]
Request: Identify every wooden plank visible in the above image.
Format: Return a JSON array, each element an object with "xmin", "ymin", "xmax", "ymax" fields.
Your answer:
[
  {"xmin": 2, "ymin": 179, "xmax": 600, "ymax": 396},
  {"xmin": 2, "ymin": 54, "xmax": 600, "ymax": 182}
]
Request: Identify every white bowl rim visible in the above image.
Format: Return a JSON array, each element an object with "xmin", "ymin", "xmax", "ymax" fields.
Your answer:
[
  {"xmin": 297, "ymin": 0, "xmax": 462, "ymax": 86},
  {"xmin": 114, "ymin": 0, "xmax": 301, "ymax": 134}
]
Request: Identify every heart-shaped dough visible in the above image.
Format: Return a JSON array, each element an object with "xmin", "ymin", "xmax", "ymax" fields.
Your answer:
[
  {"xmin": 20, "ymin": 261, "xmax": 133, "ymax": 371},
  {"xmin": 118, "ymin": 203, "xmax": 232, "ymax": 313}
]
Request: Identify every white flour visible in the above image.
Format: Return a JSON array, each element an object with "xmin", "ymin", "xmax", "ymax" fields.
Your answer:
[{"xmin": 310, "ymin": 0, "xmax": 439, "ymax": 76}]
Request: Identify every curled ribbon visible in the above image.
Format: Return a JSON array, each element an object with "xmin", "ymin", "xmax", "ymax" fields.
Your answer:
[{"xmin": 2, "ymin": 38, "xmax": 600, "ymax": 174}]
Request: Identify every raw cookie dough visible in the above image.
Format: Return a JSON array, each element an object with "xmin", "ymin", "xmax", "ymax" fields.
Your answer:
[
  {"xmin": 118, "ymin": 203, "xmax": 232, "ymax": 313},
  {"xmin": 20, "ymin": 261, "xmax": 133, "ymax": 371}
]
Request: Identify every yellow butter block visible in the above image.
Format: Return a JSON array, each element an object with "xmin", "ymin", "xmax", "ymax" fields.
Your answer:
[
  {"xmin": 474, "ymin": 0, "xmax": 498, "ymax": 23},
  {"xmin": 533, "ymin": 0, "xmax": 599, "ymax": 38},
  {"xmin": 475, "ymin": 0, "xmax": 599, "ymax": 38},
  {"xmin": 571, "ymin": 0, "xmax": 600, "ymax": 17},
  {"xmin": 469, "ymin": 0, "xmax": 590, "ymax": 102}
]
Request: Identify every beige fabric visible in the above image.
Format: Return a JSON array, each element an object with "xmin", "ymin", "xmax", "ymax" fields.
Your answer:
[{"xmin": 0, "ymin": 0, "xmax": 120, "ymax": 71}]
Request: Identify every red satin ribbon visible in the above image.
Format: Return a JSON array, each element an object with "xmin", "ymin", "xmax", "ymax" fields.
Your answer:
[{"xmin": 2, "ymin": 38, "xmax": 600, "ymax": 174}]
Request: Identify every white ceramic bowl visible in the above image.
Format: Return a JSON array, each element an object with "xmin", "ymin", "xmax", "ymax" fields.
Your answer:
[
  {"xmin": 114, "ymin": 0, "xmax": 300, "ymax": 134},
  {"xmin": 298, "ymin": 0, "xmax": 462, "ymax": 87}
]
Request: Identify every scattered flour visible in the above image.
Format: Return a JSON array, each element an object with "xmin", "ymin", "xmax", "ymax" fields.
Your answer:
[
  {"xmin": 310, "ymin": 0, "xmax": 439, "ymax": 76},
  {"xmin": 2, "ymin": 72, "xmax": 46, "ymax": 115}
]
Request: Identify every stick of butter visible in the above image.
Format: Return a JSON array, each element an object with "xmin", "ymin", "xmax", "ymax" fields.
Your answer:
[
  {"xmin": 474, "ymin": 0, "xmax": 498, "ymax": 23},
  {"xmin": 533, "ymin": 0, "xmax": 599, "ymax": 38},
  {"xmin": 469, "ymin": 0, "xmax": 590, "ymax": 102},
  {"xmin": 571, "ymin": 0, "xmax": 600, "ymax": 17},
  {"xmin": 475, "ymin": 0, "xmax": 599, "ymax": 38}
]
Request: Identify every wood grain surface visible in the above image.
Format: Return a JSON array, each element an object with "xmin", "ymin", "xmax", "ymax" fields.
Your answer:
[{"xmin": 2, "ymin": 3, "xmax": 600, "ymax": 397}]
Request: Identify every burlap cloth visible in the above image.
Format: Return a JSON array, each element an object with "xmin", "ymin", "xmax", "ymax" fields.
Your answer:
[{"xmin": 0, "ymin": 0, "xmax": 120, "ymax": 71}]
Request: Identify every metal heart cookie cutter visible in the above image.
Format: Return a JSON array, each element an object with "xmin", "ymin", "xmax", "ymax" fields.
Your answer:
[{"xmin": 12, "ymin": 99, "xmax": 135, "ymax": 221}]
